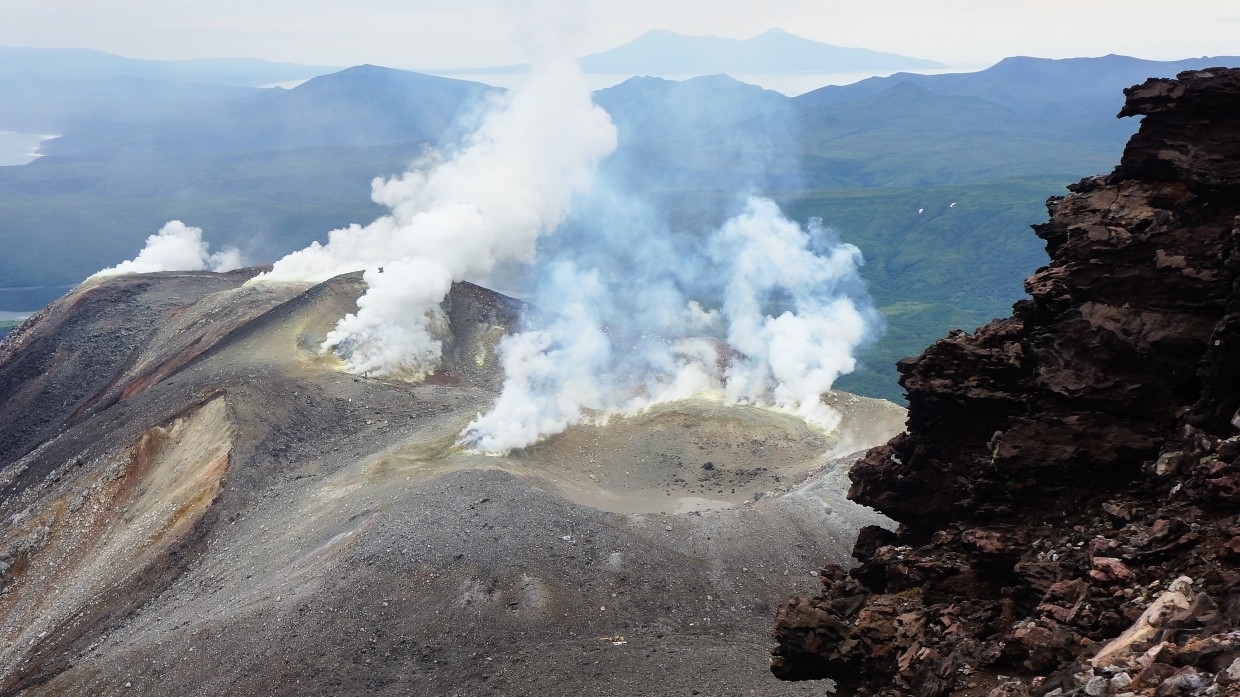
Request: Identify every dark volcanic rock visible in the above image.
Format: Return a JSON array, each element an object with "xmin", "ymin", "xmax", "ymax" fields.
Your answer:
[
  {"xmin": 851, "ymin": 68, "xmax": 1240, "ymax": 533},
  {"xmin": 773, "ymin": 68, "xmax": 1240, "ymax": 695},
  {"xmin": 1118, "ymin": 67, "xmax": 1240, "ymax": 189}
]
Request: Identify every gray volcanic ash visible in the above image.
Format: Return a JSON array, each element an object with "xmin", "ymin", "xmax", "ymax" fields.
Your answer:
[{"xmin": 0, "ymin": 269, "xmax": 903, "ymax": 695}]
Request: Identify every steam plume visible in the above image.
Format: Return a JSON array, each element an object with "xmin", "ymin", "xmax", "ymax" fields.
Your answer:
[
  {"xmin": 461, "ymin": 196, "xmax": 876, "ymax": 453},
  {"xmin": 713, "ymin": 197, "xmax": 869, "ymax": 430},
  {"xmin": 256, "ymin": 59, "xmax": 617, "ymax": 376},
  {"xmin": 251, "ymin": 13, "xmax": 876, "ymax": 452},
  {"xmin": 90, "ymin": 220, "xmax": 243, "ymax": 279}
]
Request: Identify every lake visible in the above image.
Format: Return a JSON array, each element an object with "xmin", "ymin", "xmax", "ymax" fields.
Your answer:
[{"xmin": 0, "ymin": 131, "xmax": 59, "ymax": 166}]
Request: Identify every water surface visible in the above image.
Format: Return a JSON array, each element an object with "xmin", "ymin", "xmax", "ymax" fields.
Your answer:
[{"xmin": 0, "ymin": 132, "xmax": 59, "ymax": 166}]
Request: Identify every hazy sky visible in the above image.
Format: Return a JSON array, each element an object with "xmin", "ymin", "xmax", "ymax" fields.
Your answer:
[{"xmin": 2, "ymin": 0, "xmax": 1237, "ymax": 70}]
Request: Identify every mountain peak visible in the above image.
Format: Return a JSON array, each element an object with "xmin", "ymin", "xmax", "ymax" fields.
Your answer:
[{"xmin": 578, "ymin": 28, "xmax": 944, "ymax": 75}]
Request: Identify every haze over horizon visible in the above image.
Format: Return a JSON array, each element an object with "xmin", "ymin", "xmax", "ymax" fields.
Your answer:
[{"xmin": 2, "ymin": 0, "xmax": 1237, "ymax": 72}]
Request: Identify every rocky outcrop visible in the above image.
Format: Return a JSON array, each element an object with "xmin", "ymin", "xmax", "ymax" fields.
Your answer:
[{"xmin": 772, "ymin": 68, "xmax": 1240, "ymax": 695}]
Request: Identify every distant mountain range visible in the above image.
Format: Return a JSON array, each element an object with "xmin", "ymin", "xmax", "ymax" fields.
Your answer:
[
  {"xmin": 2, "ymin": 29, "xmax": 940, "ymax": 89},
  {"xmin": 798, "ymin": 53, "xmax": 1219, "ymax": 121},
  {"xmin": 0, "ymin": 72, "xmax": 258, "ymax": 133},
  {"xmin": 3, "ymin": 49, "xmax": 1240, "ymax": 400},
  {"xmin": 0, "ymin": 46, "xmax": 336, "ymax": 87},
  {"xmin": 593, "ymin": 54, "xmax": 1240, "ymax": 196},
  {"xmin": 578, "ymin": 28, "xmax": 945, "ymax": 74},
  {"xmin": 40, "ymin": 66, "xmax": 495, "ymax": 158},
  {"xmin": 431, "ymin": 28, "xmax": 945, "ymax": 76}
]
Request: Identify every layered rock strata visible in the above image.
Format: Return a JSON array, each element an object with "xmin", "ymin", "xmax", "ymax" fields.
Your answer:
[{"xmin": 772, "ymin": 68, "xmax": 1240, "ymax": 696}]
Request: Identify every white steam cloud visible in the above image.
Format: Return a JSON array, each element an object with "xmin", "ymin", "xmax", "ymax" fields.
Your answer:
[
  {"xmin": 256, "ymin": 58, "xmax": 617, "ymax": 377},
  {"xmin": 713, "ymin": 198, "xmax": 869, "ymax": 429},
  {"xmin": 461, "ymin": 197, "xmax": 874, "ymax": 453},
  {"xmin": 90, "ymin": 220, "xmax": 243, "ymax": 279},
  {"xmin": 251, "ymin": 12, "xmax": 878, "ymax": 453}
]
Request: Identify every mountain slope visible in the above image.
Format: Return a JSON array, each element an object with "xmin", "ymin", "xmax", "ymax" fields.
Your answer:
[
  {"xmin": 0, "ymin": 45, "xmax": 336, "ymax": 87},
  {"xmin": 41, "ymin": 65, "xmax": 496, "ymax": 158},
  {"xmin": 0, "ymin": 72, "xmax": 258, "ymax": 133},
  {"xmin": 0, "ymin": 269, "xmax": 904, "ymax": 695},
  {"xmin": 593, "ymin": 73, "xmax": 790, "ymax": 144}
]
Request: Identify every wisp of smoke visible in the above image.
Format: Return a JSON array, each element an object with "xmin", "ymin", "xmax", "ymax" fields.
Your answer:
[
  {"xmin": 89, "ymin": 220, "xmax": 243, "ymax": 279},
  {"xmin": 255, "ymin": 57, "xmax": 617, "ymax": 377}
]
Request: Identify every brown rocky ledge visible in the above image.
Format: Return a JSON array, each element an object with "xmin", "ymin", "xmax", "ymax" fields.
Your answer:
[{"xmin": 771, "ymin": 68, "xmax": 1240, "ymax": 696}]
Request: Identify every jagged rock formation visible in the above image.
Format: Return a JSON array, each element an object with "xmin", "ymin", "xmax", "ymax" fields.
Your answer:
[{"xmin": 771, "ymin": 68, "xmax": 1240, "ymax": 696}]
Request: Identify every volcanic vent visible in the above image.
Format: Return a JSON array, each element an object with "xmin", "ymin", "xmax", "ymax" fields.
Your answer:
[{"xmin": 0, "ymin": 267, "xmax": 903, "ymax": 696}]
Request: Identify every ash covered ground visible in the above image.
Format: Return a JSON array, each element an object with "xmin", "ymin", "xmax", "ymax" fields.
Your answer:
[{"xmin": 0, "ymin": 270, "xmax": 904, "ymax": 695}]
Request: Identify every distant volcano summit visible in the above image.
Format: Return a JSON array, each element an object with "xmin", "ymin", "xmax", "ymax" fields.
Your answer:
[
  {"xmin": 578, "ymin": 28, "xmax": 946, "ymax": 74},
  {"xmin": 440, "ymin": 28, "xmax": 945, "ymax": 76}
]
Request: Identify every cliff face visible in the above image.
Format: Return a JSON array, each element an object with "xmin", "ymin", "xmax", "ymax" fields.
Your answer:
[{"xmin": 772, "ymin": 68, "xmax": 1240, "ymax": 696}]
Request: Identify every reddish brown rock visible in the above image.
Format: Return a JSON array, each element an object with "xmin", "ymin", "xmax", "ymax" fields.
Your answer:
[
  {"xmin": 773, "ymin": 68, "xmax": 1240, "ymax": 696},
  {"xmin": 1118, "ymin": 68, "xmax": 1240, "ymax": 190},
  {"xmin": 1089, "ymin": 557, "xmax": 1135, "ymax": 585},
  {"xmin": 1220, "ymin": 536, "xmax": 1240, "ymax": 561}
]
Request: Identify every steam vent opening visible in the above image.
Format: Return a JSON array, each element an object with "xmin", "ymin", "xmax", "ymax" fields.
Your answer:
[
  {"xmin": 468, "ymin": 393, "xmax": 907, "ymax": 515},
  {"xmin": 514, "ymin": 399, "xmax": 829, "ymax": 514}
]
